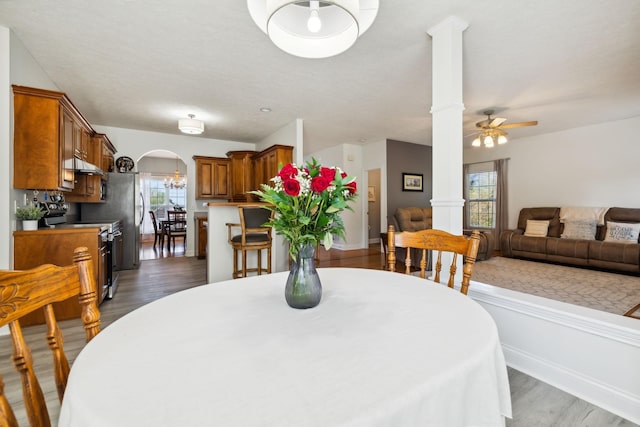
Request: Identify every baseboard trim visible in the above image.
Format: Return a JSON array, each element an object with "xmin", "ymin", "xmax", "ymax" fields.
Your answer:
[
  {"xmin": 469, "ymin": 281, "xmax": 640, "ymax": 425},
  {"xmin": 502, "ymin": 344, "xmax": 640, "ymax": 425}
]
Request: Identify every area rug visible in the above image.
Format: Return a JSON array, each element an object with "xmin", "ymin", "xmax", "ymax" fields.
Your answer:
[{"xmin": 471, "ymin": 257, "xmax": 640, "ymax": 317}]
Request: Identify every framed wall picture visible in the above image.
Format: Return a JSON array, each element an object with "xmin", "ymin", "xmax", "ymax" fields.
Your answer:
[
  {"xmin": 368, "ymin": 186, "xmax": 376, "ymax": 202},
  {"xmin": 402, "ymin": 173, "xmax": 423, "ymax": 192}
]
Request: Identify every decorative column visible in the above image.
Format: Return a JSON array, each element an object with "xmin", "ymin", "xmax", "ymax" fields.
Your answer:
[{"xmin": 427, "ymin": 16, "xmax": 468, "ymax": 234}]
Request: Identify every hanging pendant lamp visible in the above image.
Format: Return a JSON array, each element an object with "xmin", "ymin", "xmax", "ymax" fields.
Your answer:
[{"xmin": 247, "ymin": 0, "xmax": 379, "ymax": 59}]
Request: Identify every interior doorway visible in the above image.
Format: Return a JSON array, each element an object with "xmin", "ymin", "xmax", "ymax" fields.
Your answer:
[
  {"xmin": 137, "ymin": 150, "xmax": 187, "ymax": 259},
  {"xmin": 367, "ymin": 169, "xmax": 381, "ymax": 245}
]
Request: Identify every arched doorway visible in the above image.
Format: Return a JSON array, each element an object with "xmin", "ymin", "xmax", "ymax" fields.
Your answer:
[{"xmin": 138, "ymin": 150, "xmax": 187, "ymax": 259}]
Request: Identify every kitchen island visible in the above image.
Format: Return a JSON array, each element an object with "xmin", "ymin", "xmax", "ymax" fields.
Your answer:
[{"xmin": 206, "ymin": 202, "xmax": 288, "ymax": 283}]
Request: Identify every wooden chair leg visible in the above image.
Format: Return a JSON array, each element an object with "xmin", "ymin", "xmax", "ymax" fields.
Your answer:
[
  {"xmin": 267, "ymin": 246, "xmax": 272, "ymax": 274},
  {"xmin": 232, "ymin": 248, "xmax": 239, "ymax": 279},
  {"xmin": 242, "ymin": 250, "xmax": 247, "ymax": 278},
  {"xmin": 257, "ymin": 249, "xmax": 262, "ymax": 275}
]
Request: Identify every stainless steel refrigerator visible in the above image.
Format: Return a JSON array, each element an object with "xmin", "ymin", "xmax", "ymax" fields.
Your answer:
[{"xmin": 81, "ymin": 172, "xmax": 142, "ymax": 270}]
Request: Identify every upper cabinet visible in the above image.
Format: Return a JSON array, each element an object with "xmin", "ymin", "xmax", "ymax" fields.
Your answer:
[
  {"xmin": 252, "ymin": 145, "xmax": 293, "ymax": 193},
  {"xmin": 227, "ymin": 150, "xmax": 257, "ymax": 202},
  {"xmin": 193, "ymin": 156, "xmax": 231, "ymax": 199},
  {"xmin": 195, "ymin": 145, "xmax": 293, "ymax": 202},
  {"xmin": 13, "ymin": 85, "xmax": 101, "ymax": 192}
]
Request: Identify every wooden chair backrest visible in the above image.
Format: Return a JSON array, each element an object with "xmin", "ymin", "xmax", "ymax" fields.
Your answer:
[
  {"xmin": 167, "ymin": 210, "xmax": 187, "ymax": 232},
  {"xmin": 237, "ymin": 205, "xmax": 274, "ymax": 245},
  {"xmin": 149, "ymin": 210, "xmax": 160, "ymax": 234},
  {"xmin": 387, "ymin": 225, "xmax": 481, "ymax": 295},
  {"xmin": 0, "ymin": 247, "xmax": 101, "ymax": 427}
]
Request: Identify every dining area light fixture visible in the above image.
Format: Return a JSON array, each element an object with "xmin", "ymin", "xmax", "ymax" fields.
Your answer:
[
  {"xmin": 471, "ymin": 129, "xmax": 508, "ymax": 148},
  {"xmin": 247, "ymin": 0, "xmax": 379, "ymax": 59},
  {"xmin": 165, "ymin": 157, "xmax": 187, "ymax": 189},
  {"xmin": 178, "ymin": 114, "xmax": 204, "ymax": 135}
]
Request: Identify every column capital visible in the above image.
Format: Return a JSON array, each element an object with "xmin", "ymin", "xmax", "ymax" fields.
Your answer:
[{"xmin": 427, "ymin": 16, "xmax": 468, "ymax": 37}]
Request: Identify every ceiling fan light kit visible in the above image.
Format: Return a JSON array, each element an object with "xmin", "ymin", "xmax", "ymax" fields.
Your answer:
[
  {"xmin": 178, "ymin": 114, "xmax": 204, "ymax": 135},
  {"xmin": 247, "ymin": 0, "xmax": 379, "ymax": 59},
  {"xmin": 471, "ymin": 110, "xmax": 538, "ymax": 148}
]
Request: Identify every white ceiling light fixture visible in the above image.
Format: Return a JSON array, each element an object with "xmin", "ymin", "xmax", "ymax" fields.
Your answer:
[
  {"xmin": 247, "ymin": 0, "xmax": 379, "ymax": 59},
  {"xmin": 178, "ymin": 114, "xmax": 204, "ymax": 135}
]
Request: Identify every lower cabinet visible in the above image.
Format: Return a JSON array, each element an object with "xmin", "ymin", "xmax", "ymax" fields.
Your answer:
[
  {"xmin": 195, "ymin": 216, "xmax": 207, "ymax": 259},
  {"xmin": 13, "ymin": 228, "xmax": 105, "ymax": 326}
]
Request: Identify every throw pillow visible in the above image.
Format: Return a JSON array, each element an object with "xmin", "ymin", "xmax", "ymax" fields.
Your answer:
[
  {"xmin": 604, "ymin": 222, "xmax": 640, "ymax": 243},
  {"xmin": 561, "ymin": 220, "xmax": 598, "ymax": 240},
  {"xmin": 524, "ymin": 220, "xmax": 550, "ymax": 237}
]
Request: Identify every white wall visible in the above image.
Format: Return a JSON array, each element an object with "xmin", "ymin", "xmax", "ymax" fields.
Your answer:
[
  {"xmin": 306, "ymin": 143, "xmax": 365, "ymax": 250},
  {"xmin": 464, "ymin": 116, "xmax": 640, "ymax": 228},
  {"xmin": 4, "ymin": 27, "xmax": 60, "ymax": 269},
  {"xmin": 363, "ymin": 139, "xmax": 388, "ymax": 233},
  {"xmin": 256, "ymin": 119, "xmax": 304, "ymax": 165}
]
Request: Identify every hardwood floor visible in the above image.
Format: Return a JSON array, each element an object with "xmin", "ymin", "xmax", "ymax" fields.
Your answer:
[{"xmin": 0, "ymin": 241, "xmax": 636, "ymax": 426}]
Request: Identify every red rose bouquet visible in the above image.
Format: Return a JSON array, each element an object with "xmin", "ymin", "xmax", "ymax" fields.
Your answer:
[{"xmin": 251, "ymin": 158, "xmax": 357, "ymax": 258}]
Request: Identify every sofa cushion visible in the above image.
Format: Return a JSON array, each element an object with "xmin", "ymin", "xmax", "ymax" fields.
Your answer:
[
  {"xmin": 589, "ymin": 240, "xmax": 640, "ymax": 270},
  {"xmin": 603, "ymin": 221, "xmax": 640, "ymax": 243},
  {"xmin": 524, "ymin": 220, "xmax": 550, "ymax": 237},
  {"xmin": 517, "ymin": 208, "xmax": 562, "ymax": 237},
  {"xmin": 561, "ymin": 220, "xmax": 598, "ymax": 240},
  {"xmin": 510, "ymin": 234, "xmax": 548, "ymax": 257},
  {"xmin": 547, "ymin": 238, "xmax": 589, "ymax": 265}
]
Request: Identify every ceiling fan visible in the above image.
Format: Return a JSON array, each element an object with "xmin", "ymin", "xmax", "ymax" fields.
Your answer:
[{"xmin": 470, "ymin": 110, "xmax": 538, "ymax": 148}]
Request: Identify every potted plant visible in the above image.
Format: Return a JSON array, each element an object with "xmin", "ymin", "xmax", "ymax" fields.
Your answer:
[{"xmin": 16, "ymin": 204, "xmax": 45, "ymax": 231}]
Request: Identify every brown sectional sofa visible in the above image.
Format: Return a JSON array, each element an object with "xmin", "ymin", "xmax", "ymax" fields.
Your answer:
[{"xmin": 500, "ymin": 207, "xmax": 640, "ymax": 274}]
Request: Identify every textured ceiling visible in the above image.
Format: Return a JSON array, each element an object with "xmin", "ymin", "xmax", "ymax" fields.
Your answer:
[{"xmin": 1, "ymin": 0, "xmax": 639, "ymax": 154}]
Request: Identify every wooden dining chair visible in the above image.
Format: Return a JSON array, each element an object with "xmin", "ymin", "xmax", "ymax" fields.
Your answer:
[
  {"xmin": 166, "ymin": 210, "xmax": 187, "ymax": 251},
  {"xmin": 149, "ymin": 210, "xmax": 164, "ymax": 249},
  {"xmin": 0, "ymin": 246, "xmax": 101, "ymax": 427},
  {"xmin": 226, "ymin": 205, "xmax": 274, "ymax": 278},
  {"xmin": 387, "ymin": 225, "xmax": 481, "ymax": 295}
]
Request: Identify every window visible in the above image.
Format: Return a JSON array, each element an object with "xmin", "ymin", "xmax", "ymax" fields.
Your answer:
[
  {"xmin": 141, "ymin": 174, "xmax": 187, "ymax": 234},
  {"xmin": 466, "ymin": 164, "xmax": 497, "ymax": 229}
]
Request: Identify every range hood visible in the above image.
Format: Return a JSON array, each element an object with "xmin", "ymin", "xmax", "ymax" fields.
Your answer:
[{"xmin": 74, "ymin": 158, "xmax": 105, "ymax": 176}]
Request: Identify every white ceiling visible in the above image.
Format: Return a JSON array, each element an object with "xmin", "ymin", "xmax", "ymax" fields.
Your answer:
[{"xmin": 1, "ymin": 0, "xmax": 639, "ymax": 154}]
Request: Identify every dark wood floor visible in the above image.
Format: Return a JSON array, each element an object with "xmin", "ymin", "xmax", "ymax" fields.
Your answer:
[{"xmin": 1, "ymin": 239, "xmax": 636, "ymax": 426}]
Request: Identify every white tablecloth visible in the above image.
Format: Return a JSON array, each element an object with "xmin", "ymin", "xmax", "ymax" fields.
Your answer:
[{"xmin": 59, "ymin": 268, "xmax": 511, "ymax": 426}]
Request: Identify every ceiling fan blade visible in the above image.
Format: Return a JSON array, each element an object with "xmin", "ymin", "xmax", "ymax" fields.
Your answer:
[
  {"xmin": 489, "ymin": 117, "xmax": 507, "ymax": 127},
  {"xmin": 464, "ymin": 131, "xmax": 480, "ymax": 138},
  {"xmin": 499, "ymin": 120, "xmax": 538, "ymax": 129},
  {"xmin": 475, "ymin": 119, "xmax": 489, "ymax": 128}
]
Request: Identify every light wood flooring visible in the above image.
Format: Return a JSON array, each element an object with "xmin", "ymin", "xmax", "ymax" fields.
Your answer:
[{"xmin": 0, "ymin": 240, "xmax": 636, "ymax": 426}]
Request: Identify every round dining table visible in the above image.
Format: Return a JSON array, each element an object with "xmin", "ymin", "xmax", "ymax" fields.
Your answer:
[{"xmin": 59, "ymin": 268, "xmax": 511, "ymax": 426}]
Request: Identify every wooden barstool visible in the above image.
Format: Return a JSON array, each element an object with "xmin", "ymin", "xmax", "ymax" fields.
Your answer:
[{"xmin": 226, "ymin": 205, "xmax": 274, "ymax": 278}]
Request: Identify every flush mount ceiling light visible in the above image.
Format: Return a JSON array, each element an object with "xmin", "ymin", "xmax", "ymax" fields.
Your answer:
[
  {"xmin": 178, "ymin": 114, "xmax": 204, "ymax": 135},
  {"xmin": 247, "ymin": 0, "xmax": 379, "ymax": 59}
]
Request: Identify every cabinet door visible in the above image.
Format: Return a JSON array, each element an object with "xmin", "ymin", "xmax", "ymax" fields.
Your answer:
[
  {"xmin": 196, "ymin": 159, "xmax": 215, "ymax": 198},
  {"xmin": 195, "ymin": 157, "xmax": 230, "ymax": 199},
  {"xmin": 213, "ymin": 160, "xmax": 231, "ymax": 199},
  {"xmin": 60, "ymin": 108, "xmax": 76, "ymax": 190}
]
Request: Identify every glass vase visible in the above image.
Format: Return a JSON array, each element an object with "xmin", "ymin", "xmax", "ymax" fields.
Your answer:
[{"xmin": 285, "ymin": 243, "xmax": 322, "ymax": 309}]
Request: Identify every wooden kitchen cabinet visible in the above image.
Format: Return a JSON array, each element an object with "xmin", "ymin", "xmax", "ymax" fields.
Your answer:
[
  {"xmin": 66, "ymin": 133, "xmax": 113, "ymax": 202},
  {"xmin": 196, "ymin": 216, "xmax": 208, "ymax": 259},
  {"xmin": 13, "ymin": 228, "xmax": 106, "ymax": 326},
  {"xmin": 13, "ymin": 86, "xmax": 93, "ymax": 191},
  {"xmin": 252, "ymin": 145, "xmax": 293, "ymax": 190},
  {"xmin": 193, "ymin": 156, "xmax": 231, "ymax": 199},
  {"xmin": 97, "ymin": 133, "xmax": 116, "ymax": 175},
  {"xmin": 227, "ymin": 150, "xmax": 257, "ymax": 202}
]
